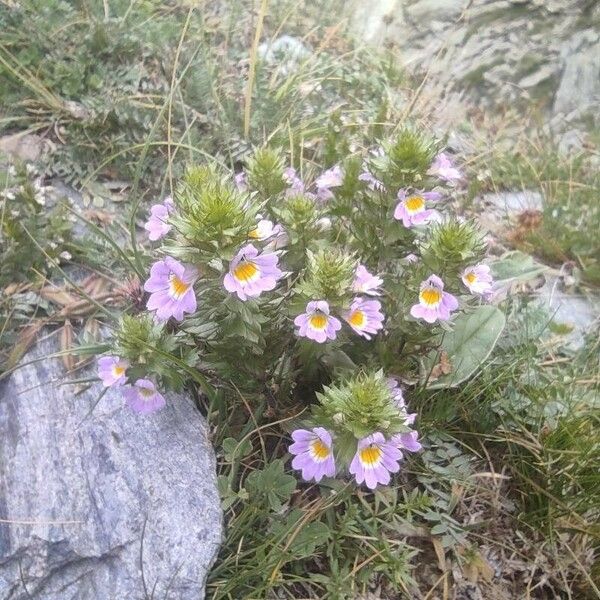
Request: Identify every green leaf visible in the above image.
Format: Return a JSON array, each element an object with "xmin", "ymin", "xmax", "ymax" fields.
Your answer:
[
  {"xmin": 222, "ymin": 437, "xmax": 253, "ymax": 462},
  {"xmin": 245, "ymin": 459, "xmax": 297, "ymax": 511},
  {"xmin": 422, "ymin": 305, "xmax": 506, "ymax": 389},
  {"xmin": 490, "ymin": 251, "xmax": 546, "ymax": 283},
  {"xmin": 430, "ymin": 523, "xmax": 448, "ymax": 535}
]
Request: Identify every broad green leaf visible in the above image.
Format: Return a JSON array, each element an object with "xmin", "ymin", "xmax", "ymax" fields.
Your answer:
[
  {"xmin": 423, "ymin": 305, "xmax": 506, "ymax": 389},
  {"xmin": 490, "ymin": 250, "xmax": 546, "ymax": 283}
]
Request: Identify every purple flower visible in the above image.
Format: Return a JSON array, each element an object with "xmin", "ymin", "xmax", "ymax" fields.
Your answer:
[
  {"xmin": 410, "ymin": 274, "xmax": 458, "ymax": 323},
  {"xmin": 97, "ymin": 355, "xmax": 129, "ymax": 387},
  {"xmin": 144, "ymin": 257, "xmax": 198, "ymax": 321},
  {"xmin": 234, "ymin": 171, "xmax": 248, "ymax": 191},
  {"xmin": 249, "ymin": 218, "xmax": 283, "ymax": 241},
  {"xmin": 404, "ymin": 412, "xmax": 417, "ymax": 426},
  {"xmin": 404, "ymin": 253, "xmax": 419, "ymax": 264},
  {"xmin": 283, "ymin": 167, "xmax": 305, "ymax": 196},
  {"xmin": 144, "ymin": 197, "xmax": 174, "ymax": 241},
  {"xmin": 393, "ymin": 189, "xmax": 441, "ymax": 228},
  {"xmin": 349, "ymin": 432, "xmax": 402, "ymax": 489},
  {"xmin": 289, "ymin": 427, "xmax": 336, "ymax": 482},
  {"xmin": 343, "ymin": 298, "xmax": 384, "ymax": 340},
  {"xmin": 387, "ymin": 378, "xmax": 417, "ymax": 425},
  {"xmin": 123, "ymin": 379, "xmax": 166, "ymax": 414},
  {"xmin": 429, "ymin": 152, "xmax": 462, "ymax": 182},
  {"xmin": 391, "ymin": 431, "xmax": 422, "ymax": 453},
  {"xmin": 223, "ymin": 244, "xmax": 283, "ymax": 301},
  {"xmin": 294, "ymin": 300, "xmax": 342, "ymax": 343},
  {"xmin": 462, "ymin": 264, "xmax": 493, "ymax": 295},
  {"xmin": 352, "ymin": 265, "xmax": 383, "ymax": 296},
  {"xmin": 387, "ymin": 377, "xmax": 406, "ymax": 410},
  {"xmin": 315, "ymin": 165, "xmax": 343, "ymax": 201},
  {"xmin": 359, "ymin": 170, "xmax": 386, "ymax": 192}
]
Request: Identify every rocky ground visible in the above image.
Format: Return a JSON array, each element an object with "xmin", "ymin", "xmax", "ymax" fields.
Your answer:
[{"xmin": 352, "ymin": 0, "xmax": 599, "ymax": 133}]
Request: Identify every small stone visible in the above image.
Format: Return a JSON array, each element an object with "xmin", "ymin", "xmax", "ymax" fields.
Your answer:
[
  {"xmin": 535, "ymin": 277, "xmax": 600, "ymax": 350},
  {"xmin": 258, "ymin": 35, "xmax": 311, "ymax": 74},
  {"xmin": 482, "ymin": 190, "xmax": 544, "ymax": 216},
  {"xmin": 0, "ymin": 133, "xmax": 45, "ymax": 162}
]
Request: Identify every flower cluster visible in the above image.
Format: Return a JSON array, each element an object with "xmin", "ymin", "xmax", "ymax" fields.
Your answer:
[
  {"xmin": 294, "ymin": 264, "xmax": 385, "ymax": 343},
  {"xmin": 96, "ymin": 133, "xmax": 498, "ymax": 489},
  {"xmin": 97, "ymin": 355, "xmax": 166, "ymax": 414},
  {"xmin": 289, "ymin": 372, "xmax": 422, "ymax": 489}
]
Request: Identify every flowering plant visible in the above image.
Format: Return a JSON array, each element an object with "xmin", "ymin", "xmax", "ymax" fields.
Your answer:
[{"xmin": 97, "ymin": 127, "xmax": 500, "ymax": 489}]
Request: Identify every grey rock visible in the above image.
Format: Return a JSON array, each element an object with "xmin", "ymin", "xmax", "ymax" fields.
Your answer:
[
  {"xmin": 518, "ymin": 62, "xmax": 558, "ymax": 88},
  {"xmin": 535, "ymin": 277, "xmax": 600, "ymax": 350},
  {"xmin": 349, "ymin": 0, "xmax": 598, "ymax": 125},
  {"xmin": 482, "ymin": 190, "xmax": 543, "ymax": 215},
  {"xmin": 258, "ymin": 35, "xmax": 311, "ymax": 75},
  {"xmin": 0, "ymin": 134, "xmax": 46, "ymax": 162},
  {"xmin": 554, "ymin": 32, "xmax": 600, "ymax": 122},
  {"xmin": 557, "ymin": 128, "xmax": 586, "ymax": 156},
  {"xmin": 0, "ymin": 332, "xmax": 222, "ymax": 599},
  {"xmin": 405, "ymin": 0, "xmax": 465, "ymax": 23}
]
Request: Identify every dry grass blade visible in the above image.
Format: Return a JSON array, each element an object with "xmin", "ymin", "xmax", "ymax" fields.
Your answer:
[
  {"xmin": 39, "ymin": 287, "xmax": 78, "ymax": 307},
  {"xmin": 59, "ymin": 319, "xmax": 75, "ymax": 371},
  {"xmin": 6, "ymin": 320, "xmax": 46, "ymax": 372}
]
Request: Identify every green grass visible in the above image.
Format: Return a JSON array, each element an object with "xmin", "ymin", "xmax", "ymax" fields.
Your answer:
[
  {"xmin": 468, "ymin": 130, "xmax": 600, "ymax": 286},
  {"xmin": 1, "ymin": 2, "xmax": 599, "ymax": 599}
]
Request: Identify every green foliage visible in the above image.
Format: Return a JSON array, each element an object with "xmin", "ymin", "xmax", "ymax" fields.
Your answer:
[
  {"xmin": 3, "ymin": 2, "xmax": 598, "ymax": 597},
  {"xmin": 469, "ymin": 135, "xmax": 600, "ymax": 286},
  {"xmin": 314, "ymin": 370, "xmax": 411, "ymax": 461},
  {"xmin": 490, "ymin": 250, "xmax": 547, "ymax": 284},
  {"xmin": 297, "ymin": 248, "xmax": 357, "ymax": 308},
  {"xmin": 0, "ymin": 163, "xmax": 73, "ymax": 287},
  {"xmin": 168, "ymin": 165, "xmax": 256, "ymax": 262},
  {"xmin": 246, "ymin": 147, "xmax": 287, "ymax": 199},
  {"xmin": 0, "ymin": 1, "xmax": 407, "ymax": 188},
  {"xmin": 420, "ymin": 218, "xmax": 486, "ymax": 274},
  {"xmin": 245, "ymin": 459, "xmax": 297, "ymax": 512},
  {"xmin": 114, "ymin": 313, "xmax": 196, "ymax": 391},
  {"xmin": 370, "ymin": 126, "xmax": 441, "ymax": 191},
  {"xmin": 421, "ymin": 305, "xmax": 506, "ymax": 389}
]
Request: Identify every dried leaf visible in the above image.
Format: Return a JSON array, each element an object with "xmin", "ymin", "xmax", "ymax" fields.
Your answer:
[
  {"xmin": 430, "ymin": 350, "xmax": 452, "ymax": 380},
  {"xmin": 83, "ymin": 208, "xmax": 114, "ymax": 225},
  {"xmin": 458, "ymin": 547, "xmax": 495, "ymax": 584},
  {"xmin": 60, "ymin": 320, "xmax": 75, "ymax": 371},
  {"xmin": 6, "ymin": 321, "xmax": 45, "ymax": 370},
  {"xmin": 83, "ymin": 318, "xmax": 100, "ymax": 342},
  {"xmin": 81, "ymin": 275, "xmax": 108, "ymax": 298},
  {"xmin": 3, "ymin": 282, "xmax": 31, "ymax": 296},
  {"xmin": 40, "ymin": 287, "xmax": 77, "ymax": 307}
]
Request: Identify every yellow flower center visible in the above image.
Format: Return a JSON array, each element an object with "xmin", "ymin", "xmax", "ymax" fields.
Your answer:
[
  {"xmin": 348, "ymin": 310, "xmax": 366, "ymax": 328},
  {"xmin": 112, "ymin": 365, "xmax": 125, "ymax": 377},
  {"xmin": 310, "ymin": 439, "xmax": 330, "ymax": 460},
  {"xmin": 405, "ymin": 195, "xmax": 425, "ymax": 213},
  {"xmin": 248, "ymin": 227, "xmax": 260, "ymax": 239},
  {"xmin": 465, "ymin": 272, "xmax": 477, "ymax": 284},
  {"xmin": 233, "ymin": 260, "xmax": 259, "ymax": 283},
  {"xmin": 169, "ymin": 274, "xmax": 190, "ymax": 299},
  {"xmin": 420, "ymin": 287, "xmax": 442, "ymax": 306},
  {"xmin": 309, "ymin": 313, "xmax": 328, "ymax": 330},
  {"xmin": 359, "ymin": 445, "xmax": 382, "ymax": 467},
  {"xmin": 139, "ymin": 387, "xmax": 154, "ymax": 398}
]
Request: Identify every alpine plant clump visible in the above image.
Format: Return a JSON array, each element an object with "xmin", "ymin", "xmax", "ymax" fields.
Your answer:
[{"xmin": 96, "ymin": 126, "xmax": 498, "ymax": 490}]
